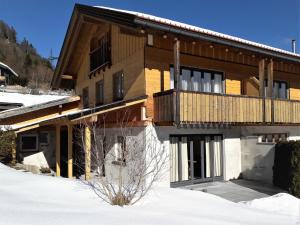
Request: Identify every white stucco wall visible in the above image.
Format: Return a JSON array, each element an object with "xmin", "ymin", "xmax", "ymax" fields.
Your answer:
[
  {"xmin": 240, "ymin": 126, "xmax": 300, "ymax": 184},
  {"xmin": 19, "ymin": 130, "xmax": 56, "ymax": 170}
]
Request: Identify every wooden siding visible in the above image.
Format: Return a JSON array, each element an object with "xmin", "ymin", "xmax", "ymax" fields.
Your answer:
[
  {"xmin": 154, "ymin": 91, "xmax": 300, "ymax": 125},
  {"xmin": 290, "ymin": 88, "xmax": 300, "ymax": 100},
  {"xmin": 75, "ymin": 24, "xmax": 146, "ymax": 108},
  {"xmin": 225, "ymin": 79, "xmax": 241, "ymax": 95},
  {"xmin": 145, "ymin": 40, "xmax": 300, "ymax": 121},
  {"xmin": 273, "ymin": 99, "xmax": 300, "ymax": 123},
  {"xmin": 179, "ymin": 92, "xmax": 264, "ymax": 123}
]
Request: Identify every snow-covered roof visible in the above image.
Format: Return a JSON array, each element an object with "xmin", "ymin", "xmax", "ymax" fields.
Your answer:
[
  {"xmin": 0, "ymin": 94, "xmax": 79, "ymax": 119},
  {"xmin": 0, "ymin": 92, "xmax": 67, "ymax": 107},
  {"xmin": 96, "ymin": 6, "xmax": 300, "ymax": 59},
  {"xmin": 0, "ymin": 62, "xmax": 19, "ymax": 77}
]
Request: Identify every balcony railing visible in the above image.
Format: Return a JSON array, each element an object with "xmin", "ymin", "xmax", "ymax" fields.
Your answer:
[{"xmin": 153, "ymin": 90, "xmax": 300, "ymax": 125}]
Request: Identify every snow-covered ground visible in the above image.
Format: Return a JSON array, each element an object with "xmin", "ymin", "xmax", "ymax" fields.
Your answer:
[{"xmin": 0, "ymin": 163, "xmax": 299, "ymax": 225}]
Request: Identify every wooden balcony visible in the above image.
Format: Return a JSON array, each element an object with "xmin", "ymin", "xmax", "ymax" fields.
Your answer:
[{"xmin": 153, "ymin": 90, "xmax": 300, "ymax": 125}]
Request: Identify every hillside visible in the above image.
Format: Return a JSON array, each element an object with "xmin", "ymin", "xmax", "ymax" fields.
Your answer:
[{"xmin": 0, "ymin": 20, "xmax": 54, "ymax": 89}]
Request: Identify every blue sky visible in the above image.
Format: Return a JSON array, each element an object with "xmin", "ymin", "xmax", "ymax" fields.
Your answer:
[{"xmin": 1, "ymin": 0, "xmax": 300, "ymax": 63}]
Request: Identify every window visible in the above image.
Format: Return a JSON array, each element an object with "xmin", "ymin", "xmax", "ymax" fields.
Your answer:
[
  {"xmin": 170, "ymin": 66, "xmax": 224, "ymax": 94},
  {"xmin": 264, "ymin": 80, "xmax": 288, "ymax": 99},
  {"xmin": 82, "ymin": 87, "xmax": 89, "ymax": 108},
  {"xmin": 21, "ymin": 135, "xmax": 38, "ymax": 152},
  {"xmin": 203, "ymin": 72, "xmax": 212, "ymax": 92},
  {"xmin": 113, "ymin": 72, "xmax": 124, "ymax": 101},
  {"xmin": 39, "ymin": 132, "xmax": 49, "ymax": 144},
  {"xmin": 95, "ymin": 80, "xmax": 104, "ymax": 106},
  {"xmin": 90, "ymin": 32, "xmax": 111, "ymax": 72},
  {"xmin": 115, "ymin": 136, "xmax": 126, "ymax": 163},
  {"xmin": 257, "ymin": 133, "xmax": 287, "ymax": 144}
]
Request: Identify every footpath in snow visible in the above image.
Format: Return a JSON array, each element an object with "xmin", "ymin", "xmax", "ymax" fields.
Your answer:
[{"xmin": 0, "ymin": 163, "xmax": 299, "ymax": 225}]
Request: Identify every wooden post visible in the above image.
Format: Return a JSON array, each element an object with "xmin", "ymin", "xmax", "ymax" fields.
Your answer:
[
  {"xmin": 67, "ymin": 124, "xmax": 73, "ymax": 178},
  {"xmin": 259, "ymin": 59, "xmax": 265, "ymax": 97},
  {"xmin": 11, "ymin": 132, "xmax": 17, "ymax": 165},
  {"xmin": 55, "ymin": 125, "xmax": 61, "ymax": 177},
  {"xmin": 174, "ymin": 38, "xmax": 180, "ymax": 125},
  {"xmin": 84, "ymin": 125, "xmax": 91, "ymax": 180},
  {"xmin": 267, "ymin": 59, "xmax": 274, "ymax": 98}
]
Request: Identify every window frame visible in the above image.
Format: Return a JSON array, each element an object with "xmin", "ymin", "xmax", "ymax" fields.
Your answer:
[
  {"xmin": 20, "ymin": 134, "xmax": 39, "ymax": 152},
  {"xmin": 263, "ymin": 79, "xmax": 288, "ymax": 99},
  {"xmin": 113, "ymin": 71, "xmax": 124, "ymax": 101},
  {"xmin": 82, "ymin": 87, "xmax": 89, "ymax": 108},
  {"xmin": 95, "ymin": 80, "xmax": 104, "ymax": 106},
  {"xmin": 170, "ymin": 65, "xmax": 225, "ymax": 94},
  {"xmin": 257, "ymin": 133, "xmax": 288, "ymax": 144},
  {"xmin": 113, "ymin": 136, "xmax": 127, "ymax": 165},
  {"xmin": 89, "ymin": 32, "xmax": 111, "ymax": 73}
]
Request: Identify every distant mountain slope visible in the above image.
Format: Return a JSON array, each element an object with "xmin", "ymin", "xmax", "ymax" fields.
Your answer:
[{"xmin": 0, "ymin": 20, "xmax": 54, "ymax": 89}]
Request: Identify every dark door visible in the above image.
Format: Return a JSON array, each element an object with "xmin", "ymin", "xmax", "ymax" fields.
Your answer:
[{"xmin": 60, "ymin": 128, "xmax": 68, "ymax": 178}]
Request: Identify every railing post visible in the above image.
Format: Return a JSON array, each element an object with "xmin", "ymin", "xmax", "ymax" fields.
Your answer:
[
  {"xmin": 267, "ymin": 59, "xmax": 274, "ymax": 123},
  {"xmin": 174, "ymin": 38, "xmax": 180, "ymax": 126}
]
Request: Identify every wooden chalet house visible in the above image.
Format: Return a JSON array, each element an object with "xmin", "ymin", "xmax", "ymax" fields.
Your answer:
[{"xmin": 2, "ymin": 4, "xmax": 300, "ymax": 186}]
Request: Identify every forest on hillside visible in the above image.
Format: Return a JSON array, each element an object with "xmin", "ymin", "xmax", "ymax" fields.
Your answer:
[{"xmin": 0, "ymin": 20, "xmax": 54, "ymax": 89}]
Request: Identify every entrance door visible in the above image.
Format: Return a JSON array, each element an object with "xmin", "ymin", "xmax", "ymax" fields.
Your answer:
[{"xmin": 170, "ymin": 135, "xmax": 223, "ymax": 186}]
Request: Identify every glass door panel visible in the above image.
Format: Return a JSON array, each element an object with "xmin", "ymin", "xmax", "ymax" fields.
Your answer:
[
  {"xmin": 192, "ymin": 71, "xmax": 201, "ymax": 92},
  {"xmin": 192, "ymin": 137, "xmax": 202, "ymax": 179},
  {"xmin": 203, "ymin": 72, "xmax": 212, "ymax": 92},
  {"xmin": 213, "ymin": 136, "xmax": 222, "ymax": 177},
  {"xmin": 213, "ymin": 73, "xmax": 223, "ymax": 94},
  {"xmin": 170, "ymin": 135, "xmax": 223, "ymax": 185},
  {"xmin": 204, "ymin": 136, "xmax": 212, "ymax": 178},
  {"xmin": 170, "ymin": 137, "xmax": 179, "ymax": 182},
  {"xmin": 181, "ymin": 137, "xmax": 189, "ymax": 181}
]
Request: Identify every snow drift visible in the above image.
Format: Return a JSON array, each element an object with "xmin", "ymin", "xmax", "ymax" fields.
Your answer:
[{"xmin": 0, "ymin": 163, "xmax": 299, "ymax": 225}]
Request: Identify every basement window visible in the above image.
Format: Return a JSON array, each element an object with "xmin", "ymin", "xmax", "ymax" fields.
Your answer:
[{"xmin": 257, "ymin": 133, "xmax": 287, "ymax": 144}]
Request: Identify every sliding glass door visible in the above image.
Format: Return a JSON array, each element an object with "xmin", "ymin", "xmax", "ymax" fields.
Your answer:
[{"xmin": 170, "ymin": 135, "xmax": 223, "ymax": 185}]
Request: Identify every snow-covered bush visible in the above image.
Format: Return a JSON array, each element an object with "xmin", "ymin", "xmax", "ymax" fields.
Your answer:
[{"xmin": 0, "ymin": 129, "xmax": 16, "ymax": 164}]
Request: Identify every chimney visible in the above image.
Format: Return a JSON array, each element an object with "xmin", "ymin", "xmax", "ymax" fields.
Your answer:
[{"xmin": 292, "ymin": 39, "xmax": 296, "ymax": 53}]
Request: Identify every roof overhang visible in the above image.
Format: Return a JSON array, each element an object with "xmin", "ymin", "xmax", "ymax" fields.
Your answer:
[
  {"xmin": 52, "ymin": 4, "xmax": 300, "ymax": 89},
  {"xmin": 68, "ymin": 95, "xmax": 147, "ymax": 122}
]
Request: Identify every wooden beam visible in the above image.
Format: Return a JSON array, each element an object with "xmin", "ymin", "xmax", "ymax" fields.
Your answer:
[
  {"xmin": 55, "ymin": 125, "xmax": 61, "ymax": 177},
  {"xmin": 267, "ymin": 59, "xmax": 274, "ymax": 97},
  {"xmin": 259, "ymin": 59, "xmax": 265, "ymax": 97},
  {"xmin": 11, "ymin": 132, "xmax": 17, "ymax": 165},
  {"xmin": 84, "ymin": 125, "xmax": 91, "ymax": 180},
  {"xmin": 67, "ymin": 124, "xmax": 73, "ymax": 178},
  {"xmin": 61, "ymin": 75, "xmax": 74, "ymax": 80},
  {"xmin": 174, "ymin": 38, "xmax": 180, "ymax": 124}
]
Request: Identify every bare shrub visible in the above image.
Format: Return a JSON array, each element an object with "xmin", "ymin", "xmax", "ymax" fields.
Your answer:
[{"xmin": 74, "ymin": 110, "xmax": 168, "ymax": 206}]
